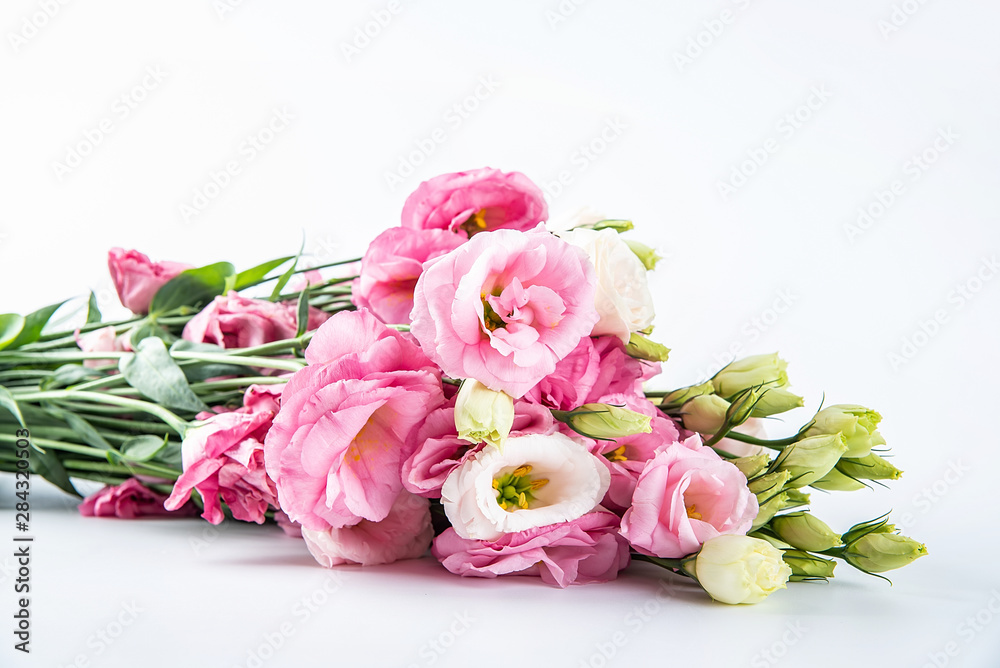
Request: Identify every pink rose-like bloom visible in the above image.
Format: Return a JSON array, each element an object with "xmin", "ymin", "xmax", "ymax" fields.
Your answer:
[
  {"xmin": 411, "ymin": 228, "xmax": 599, "ymax": 398},
  {"xmin": 352, "ymin": 227, "xmax": 465, "ymax": 325},
  {"xmin": 183, "ymin": 292, "xmax": 329, "ymax": 349},
  {"xmin": 302, "ymin": 491, "xmax": 433, "ymax": 567},
  {"xmin": 263, "ymin": 310, "xmax": 444, "ymax": 531},
  {"xmin": 108, "ymin": 248, "xmax": 192, "ymax": 314},
  {"xmin": 432, "ymin": 510, "xmax": 630, "ymax": 588},
  {"xmin": 164, "ymin": 384, "xmax": 283, "ymax": 525},
  {"xmin": 80, "ymin": 479, "xmax": 198, "ymax": 519},
  {"xmin": 523, "ymin": 335, "xmax": 654, "ymax": 411},
  {"xmin": 401, "ymin": 167, "xmax": 548, "ymax": 237},
  {"xmin": 401, "ymin": 399, "xmax": 555, "ymax": 498},
  {"xmin": 620, "ymin": 435, "xmax": 758, "ymax": 559},
  {"xmin": 74, "ymin": 325, "xmax": 133, "ymax": 369}
]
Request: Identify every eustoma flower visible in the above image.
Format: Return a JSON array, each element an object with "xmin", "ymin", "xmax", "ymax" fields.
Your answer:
[
  {"xmin": 164, "ymin": 385, "xmax": 283, "ymax": 524},
  {"xmin": 351, "ymin": 227, "xmax": 465, "ymax": 325},
  {"xmin": 432, "ymin": 509, "xmax": 630, "ymax": 587},
  {"xmin": 411, "ymin": 227, "xmax": 599, "ymax": 398},
  {"xmin": 183, "ymin": 292, "xmax": 328, "ymax": 349},
  {"xmin": 81, "ymin": 479, "xmax": 197, "ymax": 519},
  {"xmin": 691, "ymin": 535, "xmax": 792, "ymax": 605},
  {"xmin": 107, "ymin": 248, "xmax": 192, "ymax": 314},
  {"xmin": 440, "ymin": 432, "xmax": 610, "ymax": 540},
  {"xmin": 263, "ymin": 310, "xmax": 444, "ymax": 531},
  {"xmin": 401, "ymin": 167, "xmax": 548, "ymax": 237},
  {"xmin": 557, "ymin": 228, "xmax": 655, "ymax": 343},
  {"xmin": 620, "ymin": 435, "xmax": 758, "ymax": 559}
]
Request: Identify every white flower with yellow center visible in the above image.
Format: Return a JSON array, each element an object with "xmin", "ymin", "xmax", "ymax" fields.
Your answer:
[{"xmin": 441, "ymin": 432, "xmax": 610, "ymax": 540}]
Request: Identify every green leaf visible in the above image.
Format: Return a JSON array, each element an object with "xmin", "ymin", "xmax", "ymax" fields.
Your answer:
[
  {"xmin": 7, "ymin": 301, "xmax": 67, "ymax": 349},
  {"xmin": 169, "ymin": 340, "xmax": 248, "ymax": 382},
  {"xmin": 127, "ymin": 321, "xmax": 179, "ymax": 348},
  {"xmin": 295, "ymin": 286, "xmax": 311, "ymax": 338},
  {"xmin": 0, "ymin": 385, "xmax": 26, "ymax": 427},
  {"xmin": 30, "ymin": 442, "xmax": 79, "ymax": 497},
  {"xmin": 149, "ymin": 262, "xmax": 236, "ymax": 316},
  {"xmin": 0, "ymin": 314, "xmax": 25, "ymax": 351},
  {"xmin": 120, "ymin": 337, "xmax": 208, "ymax": 413},
  {"xmin": 234, "ymin": 256, "xmax": 295, "ymax": 290},
  {"xmin": 40, "ymin": 364, "xmax": 102, "ymax": 390},
  {"xmin": 120, "ymin": 435, "xmax": 167, "ymax": 463},
  {"xmin": 270, "ymin": 239, "xmax": 305, "ymax": 301},
  {"xmin": 42, "ymin": 405, "xmax": 114, "ymax": 452},
  {"xmin": 86, "ymin": 292, "xmax": 103, "ymax": 324}
]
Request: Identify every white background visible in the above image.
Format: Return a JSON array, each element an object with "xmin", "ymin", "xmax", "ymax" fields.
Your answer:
[{"xmin": 2, "ymin": 1, "xmax": 1000, "ymax": 666}]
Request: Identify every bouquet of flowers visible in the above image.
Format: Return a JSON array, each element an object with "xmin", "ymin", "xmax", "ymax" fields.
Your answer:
[{"xmin": 0, "ymin": 167, "xmax": 925, "ymax": 604}]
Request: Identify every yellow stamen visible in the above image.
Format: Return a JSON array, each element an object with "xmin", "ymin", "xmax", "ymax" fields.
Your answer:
[
  {"xmin": 686, "ymin": 504, "xmax": 703, "ymax": 521},
  {"xmin": 470, "ymin": 210, "xmax": 487, "ymax": 229},
  {"xmin": 513, "ymin": 465, "xmax": 533, "ymax": 477},
  {"xmin": 608, "ymin": 446, "xmax": 627, "ymax": 462},
  {"xmin": 528, "ymin": 478, "xmax": 549, "ymax": 491}
]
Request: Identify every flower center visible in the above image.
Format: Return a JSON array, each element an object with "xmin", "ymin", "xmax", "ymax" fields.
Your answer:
[
  {"xmin": 481, "ymin": 293, "xmax": 506, "ymax": 331},
  {"xmin": 492, "ymin": 464, "xmax": 549, "ymax": 512},
  {"xmin": 686, "ymin": 504, "xmax": 703, "ymax": 521},
  {"xmin": 605, "ymin": 446, "xmax": 628, "ymax": 462},
  {"xmin": 460, "ymin": 209, "xmax": 489, "ymax": 236}
]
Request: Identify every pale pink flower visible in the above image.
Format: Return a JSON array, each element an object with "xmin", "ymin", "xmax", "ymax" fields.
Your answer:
[
  {"xmin": 352, "ymin": 227, "xmax": 464, "ymax": 325},
  {"xmin": 80, "ymin": 479, "xmax": 198, "ymax": 519},
  {"xmin": 74, "ymin": 325, "xmax": 132, "ymax": 369},
  {"xmin": 263, "ymin": 310, "xmax": 444, "ymax": 531},
  {"xmin": 182, "ymin": 292, "xmax": 328, "ymax": 349},
  {"xmin": 401, "ymin": 167, "xmax": 548, "ymax": 237},
  {"xmin": 107, "ymin": 248, "xmax": 192, "ymax": 314},
  {"xmin": 411, "ymin": 228, "xmax": 599, "ymax": 398},
  {"xmin": 164, "ymin": 385, "xmax": 283, "ymax": 525},
  {"xmin": 432, "ymin": 510, "xmax": 630, "ymax": 587},
  {"xmin": 302, "ymin": 491, "xmax": 433, "ymax": 567},
  {"xmin": 620, "ymin": 435, "xmax": 758, "ymax": 559}
]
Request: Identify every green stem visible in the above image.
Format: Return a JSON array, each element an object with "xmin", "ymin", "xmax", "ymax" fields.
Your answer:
[
  {"xmin": 11, "ymin": 391, "xmax": 189, "ymax": 435},
  {"xmin": 60, "ymin": 459, "xmax": 180, "ymax": 481},
  {"xmin": 170, "ymin": 351, "xmax": 304, "ymax": 372},
  {"xmin": 722, "ymin": 431, "xmax": 805, "ymax": 450},
  {"xmin": 187, "ymin": 376, "xmax": 287, "ymax": 392},
  {"xmin": 0, "ymin": 434, "xmax": 114, "ymax": 459}
]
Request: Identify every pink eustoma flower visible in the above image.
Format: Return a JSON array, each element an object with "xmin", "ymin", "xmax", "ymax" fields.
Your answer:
[
  {"xmin": 432, "ymin": 510, "xmax": 630, "ymax": 587},
  {"xmin": 107, "ymin": 248, "xmax": 192, "ymax": 314},
  {"xmin": 263, "ymin": 310, "xmax": 444, "ymax": 531},
  {"xmin": 352, "ymin": 227, "xmax": 465, "ymax": 325},
  {"xmin": 81, "ymin": 479, "xmax": 198, "ymax": 519},
  {"xmin": 401, "ymin": 167, "xmax": 548, "ymax": 237},
  {"xmin": 164, "ymin": 385, "xmax": 284, "ymax": 525},
  {"xmin": 302, "ymin": 491, "xmax": 433, "ymax": 567},
  {"xmin": 620, "ymin": 435, "xmax": 758, "ymax": 559},
  {"xmin": 411, "ymin": 228, "xmax": 599, "ymax": 398},
  {"xmin": 182, "ymin": 292, "xmax": 328, "ymax": 349}
]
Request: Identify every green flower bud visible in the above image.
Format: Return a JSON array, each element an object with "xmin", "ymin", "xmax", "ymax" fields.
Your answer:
[
  {"xmin": 625, "ymin": 332, "xmax": 670, "ymax": 362},
  {"xmin": 681, "ymin": 394, "xmax": 730, "ymax": 434},
  {"xmin": 841, "ymin": 515, "xmax": 895, "ymax": 545},
  {"xmin": 624, "ymin": 239, "xmax": 661, "ymax": 270},
  {"xmin": 554, "ymin": 403, "xmax": 652, "ymax": 441},
  {"xmin": 712, "ymin": 353, "xmax": 789, "ymax": 397},
  {"xmin": 783, "ymin": 550, "xmax": 837, "ymax": 579},
  {"xmin": 770, "ymin": 512, "xmax": 842, "ymax": 551},
  {"xmin": 660, "ymin": 381, "xmax": 714, "ymax": 411},
  {"xmin": 748, "ymin": 470, "xmax": 792, "ymax": 496},
  {"xmin": 844, "ymin": 533, "xmax": 928, "ymax": 573},
  {"xmin": 776, "ymin": 434, "xmax": 848, "ymax": 488},
  {"xmin": 783, "ymin": 489, "xmax": 811, "ymax": 508},
  {"xmin": 805, "ymin": 404, "xmax": 886, "ymax": 458},
  {"xmin": 454, "ymin": 379, "xmax": 515, "ymax": 450},
  {"xmin": 731, "ymin": 454, "xmax": 771, "ymax": 479},
  {"xmin": 810, "ymin": 467, "xmax": 868, "ymax": 492},
  {"xmin": 751, "ymin": 492, "xmax": 789, "ymax": 531},
  {"xmin": 835, "ymin": 452, "xmax": 902, "ymax": 481},
  {"xmin": 751, "ymin": 387, "xmax": 805, "ymax": 417}
]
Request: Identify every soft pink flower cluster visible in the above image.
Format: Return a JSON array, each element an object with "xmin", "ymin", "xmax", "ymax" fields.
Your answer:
[{"xmin": 84, "ymin": 169, "xmax": 760, "ymax": 587}]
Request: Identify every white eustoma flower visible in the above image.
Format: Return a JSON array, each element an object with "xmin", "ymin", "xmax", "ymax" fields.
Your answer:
[
  {"xmin": 693, "ymin": 535, "xmax": 792, "ymax": 605},
  {"xmin": 441, "ymin": 432, "xmax": 610, "ymax": 540},
  {"xmin": 557, "ymin": 227, "xmax": 655, "ymax": 343}
]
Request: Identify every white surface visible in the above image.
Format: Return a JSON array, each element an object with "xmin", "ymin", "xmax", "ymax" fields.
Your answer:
[{"xmin": 2, "ymin": 1, "xmax": 999, "ymax": 666}]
